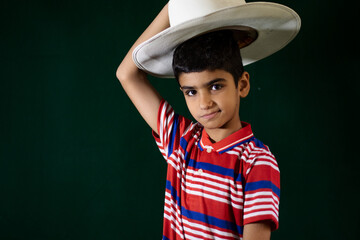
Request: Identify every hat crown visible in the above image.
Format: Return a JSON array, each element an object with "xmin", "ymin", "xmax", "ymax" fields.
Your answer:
[{"xmin": 169, "ymin": 0, "xmax": 247, "ymax": 26}]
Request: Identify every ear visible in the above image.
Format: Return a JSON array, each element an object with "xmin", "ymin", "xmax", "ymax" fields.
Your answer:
[{"xmin": 238, "ymin": 71, "xmax": 250, "ymax": 98}]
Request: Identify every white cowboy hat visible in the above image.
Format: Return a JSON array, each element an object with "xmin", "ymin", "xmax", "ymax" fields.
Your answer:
[{"xmin": 133, "ymin": 0, "xmax": 301, "ymax": 78}]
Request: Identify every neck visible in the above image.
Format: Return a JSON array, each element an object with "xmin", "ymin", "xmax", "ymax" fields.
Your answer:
[{"xmin": 205, "ymin": 121, "xmax": 242, "ymax": 143}]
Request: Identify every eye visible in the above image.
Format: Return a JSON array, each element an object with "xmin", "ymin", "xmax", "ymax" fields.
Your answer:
[
  {"xmin": 185, "ymin": 89, "xmax": 197, "ymax": 96},
  {"xmin": 210, "ymin": 84, "xmax": 223, "ymax": 91}
]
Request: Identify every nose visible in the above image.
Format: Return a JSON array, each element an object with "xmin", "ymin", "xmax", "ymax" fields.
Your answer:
[{"xmin": 199, "ymin": 92, "xmax": 213, "ymax": 110}]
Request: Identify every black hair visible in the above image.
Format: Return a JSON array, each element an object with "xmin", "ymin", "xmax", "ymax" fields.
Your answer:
[{"xmin": 172, "ymin": 30, "xmax": 244, "ymax": 87}]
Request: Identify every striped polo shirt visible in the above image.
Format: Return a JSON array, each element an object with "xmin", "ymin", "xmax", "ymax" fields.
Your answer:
[{"xmin": 153, "ymin": 100, "xmax": 280, "ymax": 240}]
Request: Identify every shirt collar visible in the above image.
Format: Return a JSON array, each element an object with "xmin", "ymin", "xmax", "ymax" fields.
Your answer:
[{"xmin": 199, "ymin": 122, "xmax": 254, "ymax": 154}]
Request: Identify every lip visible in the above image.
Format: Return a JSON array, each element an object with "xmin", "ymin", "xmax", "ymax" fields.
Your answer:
[{"xmin": 200, "ymin": 110, "xmax": 220, "ymax": 120}]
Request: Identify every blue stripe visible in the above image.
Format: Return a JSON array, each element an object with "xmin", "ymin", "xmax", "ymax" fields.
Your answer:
[
  {"xmin": 218, "ymin": 136, "xmax": 255, "ymax": 154},
  {"xmin": 179, "ymin": 136, "xmax": 188, "ymax": 151},
  {"xmin": 245, "ymin": 180, "xmax": 280, "ymax": 198},
  {"xmin": 181, "ymin": 207, "xmax": 243, "ymax": 234},
  {"xmin": 198, "ymin": 142, "xmax": 204, "ymax": 151},
  {"xmin": 179, "ymin": 135, "xmax": 243, "ymax": 182},
  {"xmin": 179, "ymin": 137, "xmax": 191, "ymax": 161},
  {"xmin": 166, "ymin": 180, "xmax": 243, "ymax": 234},
  {"xmin": 167, "ymin": 114, "xmax": 179, "ymax": 157},
  {"xmin": 162, "ymin": 236, "xmax": 170, "ymax": 240},
  {"xmin": 188, "ymin": 159, "xmax": 242, "ymax": 182},
  {"xmin": 165, "ymin": 180, "xmax": 181, "ymax": 207},
  {"xmin": 253, "ymin": 138, "xmax": 267, "ymax": 150}
]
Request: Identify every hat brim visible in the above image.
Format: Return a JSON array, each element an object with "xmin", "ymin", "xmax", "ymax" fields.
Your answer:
[{"xmin": 133, "ymin": 2, "xmax": 301, "ymax": 78}]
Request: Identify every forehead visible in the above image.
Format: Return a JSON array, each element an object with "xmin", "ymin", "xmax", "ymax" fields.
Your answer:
[{"xmin": 178, "ymin": 69, "xmax": 234, "ymax": 87}]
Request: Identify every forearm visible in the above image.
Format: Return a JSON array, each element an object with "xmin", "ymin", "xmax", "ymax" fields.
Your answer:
[
  {"xmin": 115, "ymin": 3, "xmax": 170, "ymax": 133},
  {"xmin": 116, "ymin": 3, "xmax": 170, "ymax": 82}
]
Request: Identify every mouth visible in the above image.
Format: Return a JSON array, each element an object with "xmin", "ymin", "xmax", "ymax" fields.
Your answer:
[{"xmin": 200, "ymin": 110, "xmax": 221, "ymax": 120}]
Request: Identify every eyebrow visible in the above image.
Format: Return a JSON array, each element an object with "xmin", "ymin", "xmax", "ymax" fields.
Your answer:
[{"xmin": 180, "ymin": 78, "xmax": 226, "ymax": 90}]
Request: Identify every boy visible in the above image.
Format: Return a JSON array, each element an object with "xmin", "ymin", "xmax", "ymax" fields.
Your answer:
[{"xmin": 116, "ymin": 1, "xmax": 300, "ymax": 239}]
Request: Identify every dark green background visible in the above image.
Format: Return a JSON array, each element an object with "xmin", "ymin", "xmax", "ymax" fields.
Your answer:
[{"xmin": 1, "ymin": 0, "xmax": 358, "ymax": 239}]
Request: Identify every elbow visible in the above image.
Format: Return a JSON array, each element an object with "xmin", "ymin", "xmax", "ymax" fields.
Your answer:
[
  {"xmin": 116, "ymin": 66, "xmax": 133, "ymax": 85},
  {"xmin": 116, "ymin": 64, "xmax": 146, "ymax": 84},
  {"xmin": 116, "ymin": 66, "xmax": 126, "ymax": 83},
  {"xmin": 115, "ymin": 64, "xmax": 140, "ymax": 84}
]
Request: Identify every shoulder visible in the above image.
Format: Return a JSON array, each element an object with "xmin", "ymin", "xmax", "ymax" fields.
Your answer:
[
  {"xmin": 241, "ymin": 138, "xmax": 278, "ymax": 173},
  {"xmin": 246, "ymin": 138, "xmax": 275, "ymax": 159},
  {"xmin": 154, "ymin": 99, "xmax": 201, "ymax": 148}
]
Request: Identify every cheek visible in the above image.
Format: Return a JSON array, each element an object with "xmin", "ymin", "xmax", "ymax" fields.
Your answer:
[
  {"xmin": 218, "ymin": 92, "xmax": 239, "ymax": 111},
  {"xmin": 185, "ymin": 99, "xmax": 197, "ymax": 115}
]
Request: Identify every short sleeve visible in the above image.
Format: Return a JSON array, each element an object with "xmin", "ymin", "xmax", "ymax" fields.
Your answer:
[
  {"xmin": 152, "ymin": 99, "xmax": 193, "ymax": 161},
  {"xmin": 242, "ymin": 143, "xmax": 280, "ymax": 230}
]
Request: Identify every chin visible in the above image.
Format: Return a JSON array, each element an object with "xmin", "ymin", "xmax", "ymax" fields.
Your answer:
[{"xmin": 199, "ymin": 120, "xmax": 224, "ymax": 130}]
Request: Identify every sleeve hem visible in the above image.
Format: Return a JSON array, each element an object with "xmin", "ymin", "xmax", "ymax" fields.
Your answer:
[
  {"xmin": 244, "ymin": 215, "xmax": 279, "ymax": 231},
  {"xmin": 152, "ymin": 129, "xmax": 160, "ymax": 141}
]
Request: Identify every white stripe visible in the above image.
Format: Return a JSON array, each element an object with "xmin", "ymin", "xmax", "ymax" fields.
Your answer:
[
  {"xmin": 164, "ymin": 213, "xmax": 184, "ymax": 239},
  {"xmin": 164, "ymin": 205, "xmax": 177, "ymax": 218},
  {"xmin": 183, "ymin": 225, "xmax": 220, "ymax": 240},
  {"xmin": 164, "ymin": 207, "xmax": 184, "ymax": 232},
  {"xmin": 245, "ymin": 192, "xmax": 279, "ymax": 204},
  {"xmin": 186, "ymin": 173, "xmax": 231, "ymax": 191},
  {"xmin": 241, "ymin": 147, "xmax": 251, "ymax": 160},
  {"xmin": 186, "ymin": 169, "xmax": 243, "ymax": 191},
  {"xmin": 182, "ymin": 122, "xmax": 197, "ymax": 137},
  {"xmin": 185, "ymin": 176, "xmax": 243, "ymax": 202},
  {"xmin": 244, "ymin": 197, "xmax": 279, "ymax": 207},
  {"xmin": 167, "ymin": 158, "xmax": 178, "ymax": 171},
  {"xmin": 251, "ymin": 155, "xmax": 276, "ymax": 164},
  {"xmin": 164, "ymin": 194, "xmax": 182, "ymax": 216},
  {"xmin": 162, "ymin": 103, "xmax": 173, "ymax": 146},
  {"xmin": 183, "ymin": 189, "xmax": 243, "ymax": 209},
  {"xmin": 249, "ymin": 154, "xmax": 277, "ymax": 165},
  {"xmin": 226, "ymin": 150, "xmax": 241, "ymax": 156},
  {"xmin": 225, "ymin": 146, "xmax": 244, "ymax": 156},
  {"xmin": 244, "ymin": 204, "xmax": 279, "ymax": 214},
  {"xmin": 182, "ymin": 218, "xmax": 241, "ymax": 239},
  {"xmin": 245, "ymin": 155, "xmax": 278, "ymax": 174},
  {"xmin": 164, "ymin": 210, "xmax": 184, "ymax": 237},
  {"xmin": 216, "ymin": 134, "xmax": 254, "ymax": 152},
  {"xmin": 166, "ymin": 110, "xmax": 174, "ymax": 141},
  {"xmin": 186, "ymin": 169, "xmax": 242, "ymax": 188},
  {"xmin": 164, "ymin": 197, "xmax": 186, "ymax": 238},
  {"xmin": 164, "ymin": 117, "xmax": 173, "ymax": 149},
  {"xmin": 244, "ymin": 210, "xmax": 278, "ymax": 221},
  {"xmin": 164, "ymin": 204, "xmax": 180, "ymax": 217},
  {"xmin": 253, "ymin": 161, "xmax": 279, "ymax": 172},
  {"xmin": 185, "ymin": 170, "xmax": 244, "ymax": 201},
  {"xmin": 168, "ymin": 151, "xmax": 182, "ymax": 168},
  {"xmin": 185, "ymin": 181, "xmax": 230, "ymax": 198},
  {"xmin": 159, "ymin": 148, "xmax": 166, "ymax": 155},
  {"xmin": 183, "ymin": 232, "xmax": 203, "ymax": 240},
  {"xmin": 159, "ymin": 102, "xmax": 167, "ymax": 140}
]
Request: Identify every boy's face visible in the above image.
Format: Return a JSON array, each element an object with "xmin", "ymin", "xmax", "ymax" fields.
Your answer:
[{"xmin": 179, "ymin": 69, "xmax": 250, "ymax": 135}]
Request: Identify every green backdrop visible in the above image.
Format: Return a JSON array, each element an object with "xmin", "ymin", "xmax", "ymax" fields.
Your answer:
[{"xmin": 1, "ymin": 0, "xmax": 359, "ymax": 239}]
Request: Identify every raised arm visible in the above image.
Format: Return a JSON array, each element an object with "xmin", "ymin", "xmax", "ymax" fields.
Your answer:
[{"xmin": 116, "ymin": 3, "xmax": 170, "ymax": 134}]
